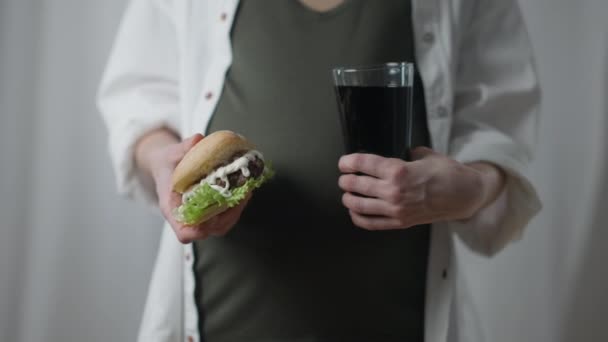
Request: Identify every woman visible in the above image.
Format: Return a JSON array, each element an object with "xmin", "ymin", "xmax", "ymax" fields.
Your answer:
[{"xmin": 98, "ymin": 0, "xmax": 542, "ymax": 341}]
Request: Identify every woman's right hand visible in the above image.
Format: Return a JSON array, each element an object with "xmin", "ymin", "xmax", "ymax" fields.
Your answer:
[{"xmin": 141, "ymin": 131, "xmax": 250, "ymax": 244}]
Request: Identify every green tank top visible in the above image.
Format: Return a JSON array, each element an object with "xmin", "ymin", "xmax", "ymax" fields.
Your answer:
[{"xmin": 195, "ymin": 1, "xmax": 431, "ymax": 341}]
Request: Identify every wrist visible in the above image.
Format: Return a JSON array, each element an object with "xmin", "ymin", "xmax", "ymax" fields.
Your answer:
[
  {"xmin": 135, "ymin": 128, "xmax": 180, "ymax": 181},
  {"xmin": 468, "ymin": 162, "xmax": 506, "ymax": 214},
  {"xmin": 148, "ymin": 149, "xmax": 169, "ymax": 183}
]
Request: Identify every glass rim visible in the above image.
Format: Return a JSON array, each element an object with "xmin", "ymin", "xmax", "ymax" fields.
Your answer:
[{"xmin": 332, "ymin": 61, "xmax": 413, "ymax": 74}]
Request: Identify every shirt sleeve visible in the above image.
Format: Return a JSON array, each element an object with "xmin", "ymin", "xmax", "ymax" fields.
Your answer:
[
  {"xmin": 97, "ymin": 0, "xmax": 180, "ymax": 206},
  {"xmin": 447, "ymin": 0, "xmax": 542, "ymax": 256}
]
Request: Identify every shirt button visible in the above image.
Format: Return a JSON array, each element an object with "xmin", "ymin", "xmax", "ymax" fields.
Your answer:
[
  {"xmin": 442, "ymin": 269, "xmax": 448, "ymax": 279},
  {"xmin": 205, "ymin": 91, "xmax": 213, "ymax": 100},
  {"xmin": 436, "ymin": 106, "xmax": 448, "ymax": 118},
  {"xmin": 187, "ymin": 336, "xmax": 194, "ymax": 342},
  {"xmin": 185, "ymin": 252, "xmax": 191, "ymax": 262},
  {"xmin": 220, "ymin": 12, "xmax": 227, "ymax": 21},
  {"xmin": 423, "ymin": 32, "xmax": 435, "ymax": 44}
]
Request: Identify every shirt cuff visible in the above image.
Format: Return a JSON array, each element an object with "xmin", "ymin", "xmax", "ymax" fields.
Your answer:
[
  {"xmin": 448, "ymin": 142, "xmax": 542, "ymax": 256},
  {"xmin": 107, "ymin": 115, "xmax": 178, "ymax": 208}
]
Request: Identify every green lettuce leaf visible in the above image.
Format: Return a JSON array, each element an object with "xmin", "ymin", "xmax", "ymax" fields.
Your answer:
[{"xmin": 174, "ymin": 164, "xmax": 274, "ymax": 225}]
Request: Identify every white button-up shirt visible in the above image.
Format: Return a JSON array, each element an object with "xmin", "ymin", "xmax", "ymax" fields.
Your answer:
[{"xmin": 98, "ymin": 0, "xmax": 542, "ymax": 341}]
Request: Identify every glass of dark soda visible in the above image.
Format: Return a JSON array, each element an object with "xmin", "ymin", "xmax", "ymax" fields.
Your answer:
[{"xmin": 332, "ymin": 62, "xmax": 414, "ymax": 160}]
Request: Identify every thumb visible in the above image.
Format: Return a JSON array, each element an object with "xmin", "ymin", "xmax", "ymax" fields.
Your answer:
[
  {"xmin": 180, "ymin": 133, "xmax": 204, "ymax": 153},
  {"xmin": 409, "ymin": 146, "xmax": 436, "ymax": 161}
]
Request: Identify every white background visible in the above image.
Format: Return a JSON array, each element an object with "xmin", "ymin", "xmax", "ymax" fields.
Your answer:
[{"xmin": 1, "ymin": 0, "xmax": 607, "ymax": 341}]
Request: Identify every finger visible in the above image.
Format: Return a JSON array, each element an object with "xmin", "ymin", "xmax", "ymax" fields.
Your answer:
[
  {"xmin": 206, "ymin": 209, "xmax": 236, "ymax": 236},
  {"xmin": 160, "ymin": 190, "xmax": 212, "ymax": 243},
  {"xmin": 159, "ymin": 202, "xmax": 212, "ymax": 243},
  {"xmin": 211, "ymin": 194, "xmax": 251, "ymax": 225},
  {"xmin": 227, "ymin": 197, "xmax": 250, "ymax": 220},
  {"xmin": 175, "ymin": 225, "xmax": 210, "ymax": 243},
  {"xmin": 338, "ymin": 174, "xmax": 389, "ymax": 198},
  {"xmin": 206, "ymin": 210, "xmax": 242, "ymax": 237},
  {"xmin": 208, "ymin": 226, "xmax": 229, "ymax": 237},
  {"xmin": 208, "ymin": 216, "xmax": 234, "ymax": 237},
  {"xmin": 162, "ymin": 209, "xmax": 210, "ymax": 243},
  {"xmin": 217, "ymin": 193, "xmax": 251, "ymax": 222},
  {"xmin": 409, "ymin": 146, "xmax": 436, "ymax": 161},
  {"xmin": 180, "ymin": 133, "xmax": 204, "ymax": 152},
  {"xmin": 202, "ymin": 194, "xmax": 252, "ymax": 236},
  {"xmin": 157, "ymin": 186, "xmax": 180, "ymax": 222},
  {"xmin": 342, "ymin": 192, "xmax": 397, "ymax": 216},
  {"xmin": 338, "ymin": 153, "xmax": 397, "ymax": 179},
  {"xmin": 349, "ymin": 211, "xmax": 407, "ymax": 231},
  {"xmin": 168, "ymin": 190, "xmax": 183, "ymax": 210},
  {"xmin": 166, "ymin": 134, "xmax": 204, "ymax": 165}
]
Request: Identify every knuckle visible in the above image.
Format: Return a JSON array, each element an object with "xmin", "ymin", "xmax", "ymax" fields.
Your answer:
[
  {"xmin": 342, "ymin": 193, "xmax": 355, "ymax": 210},
  {"xmin": 339, "ymin": 175, "xmax": 354, "ymax": 190},
  {"xmin": 351, "ymin": 197, "xmax": 365, "ymax": 213},
  {"xmin": 348, "ymin": 175, "xmax": 360, "ymax": 188},
  {"xmin": 391, "ymin": 163, "xmax": 408, "ymax": 180},
  {"xmin": 388, "ymin": 205, "xmax": 403, "ymax": 218},
  {"xmin": 385, "ymin": 188, "xmax": 402, "ymax": 204},
  {"xmin": 351, "ymin": 212, "xmax": 374, "ymax": 231},
  {"xmin": 341, "ymin": 192, "xmax": 350, "ymax": 207},
  {"xmin": 345, "ymin": 175, "xmax": 361, "ymax": 191},
  {"xmin": 359, "ymin": 178, "xmax": 373, "ymax": 194},
  {"xmin": 351, "ymin": 154, "xmax": 365, "ymax": 170}
]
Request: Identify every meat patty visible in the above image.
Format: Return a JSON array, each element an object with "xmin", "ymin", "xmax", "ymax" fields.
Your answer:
[
  {"xmin": 248, "ymin": 157, "xmax": 265, "ymax": 179},
  {"xmin": 224, "ymin": 157, "xmax": 265, "ymax": 190}
]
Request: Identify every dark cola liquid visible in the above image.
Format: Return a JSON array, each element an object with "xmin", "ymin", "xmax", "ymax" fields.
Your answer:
[{"xmin": 335, "ymin": 85, "xmax": 413, "ymax": 160}]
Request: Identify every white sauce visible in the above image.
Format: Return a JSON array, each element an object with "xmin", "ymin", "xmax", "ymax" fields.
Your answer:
[{"xmin": 182, "ymin": 150, "xmax": 263, "ymax": 202}]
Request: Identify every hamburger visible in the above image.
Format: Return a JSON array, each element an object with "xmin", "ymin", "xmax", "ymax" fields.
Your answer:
[{"xmin": 171, "ymin": 130, "xmax": 273, "ymax": 225}]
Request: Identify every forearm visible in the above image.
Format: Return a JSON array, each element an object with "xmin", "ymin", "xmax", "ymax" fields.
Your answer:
[
  {"xmin": 134, "ymin": 127, "xmax": 180, "ymax": 180},
  {"xmin": 466, "ymin": 162, "xmax": 506, "ymax": 214}
]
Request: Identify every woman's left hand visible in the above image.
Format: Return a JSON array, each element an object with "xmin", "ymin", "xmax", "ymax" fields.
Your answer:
[{"xmin": 338, "ymin": 147, "xmax": 502, "ymax": 230}]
